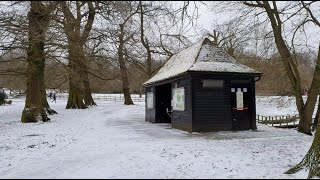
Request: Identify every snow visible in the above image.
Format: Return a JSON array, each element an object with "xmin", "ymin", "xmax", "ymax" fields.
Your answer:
[
  {"xmin": 256, "ymin": 96, "xmax": 299, "ymax": 116},
  {"xmin": 0, "ymin": 97, "xmax": 314, "ymax": 178},
  {"xmin": 256, "ymin": 95, "xmax": 318, "ymax": 117},
  {"xmin": 143, "ymin": 40, "xmax": 203, "ymax": 85},
  {"xmin": 143, "ymin": 38, "xmax": 261, "ymax": 85},
  {"xmin": 197, "ymin": 44, "xmax": 236, "ymax": 63},
  {"xmin": 189, "ymin": 61, "xmax": 258, "ymax": 73}
]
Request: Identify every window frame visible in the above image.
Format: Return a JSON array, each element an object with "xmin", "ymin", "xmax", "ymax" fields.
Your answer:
[{"xmin": 201, "ymin": 79, "xmax": 224, "ymax": 89}]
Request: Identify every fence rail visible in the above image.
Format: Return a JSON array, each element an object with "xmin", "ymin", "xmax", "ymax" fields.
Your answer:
[
  {"xmin": 256, "ymin": 114, "xmax": 300, "ymax": 128},
  {"xmin": 7, "ymin": 93, "xmax": 146, "ymax": 102},
  {"xmin": 95, "ymin": 95, "xmax": 145, "ymax": 102}
]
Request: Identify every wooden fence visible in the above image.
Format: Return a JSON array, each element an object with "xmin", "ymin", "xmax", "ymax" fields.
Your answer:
[
  {"xmin": 51, "ymin": 93, "xmax": 145, "ymax": 102},
  {"xmin": 10, "ymin": 93, "xmax": 146, "ymax": 102},
  {"xmin": 256, "ymin": 114, "xmax": 299, "ymax": 128},
  {"xmin": 95, "ymin": 95, "xmax": 145, "ymax": 102}
]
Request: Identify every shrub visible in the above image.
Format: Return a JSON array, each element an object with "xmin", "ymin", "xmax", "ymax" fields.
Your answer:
[
  {"xmin": 5, "ymin": 100, "xmax": 12, "ymax": 105},
  {"xmin": 0, "ymin": 91, "xmax": 5, "ymax": 105}
]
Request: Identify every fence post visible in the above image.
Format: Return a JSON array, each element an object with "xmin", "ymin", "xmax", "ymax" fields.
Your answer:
[
  {"xmin": 271, "ymin": 117, "xmax": 273, "ymax": 126},
  {"xmin": 265, "ymin": 117, "xmax": 267, "ymax": 124},
  {"xmin": 259, "ymin": 115, "xmax": 261, "ymax": 123}
]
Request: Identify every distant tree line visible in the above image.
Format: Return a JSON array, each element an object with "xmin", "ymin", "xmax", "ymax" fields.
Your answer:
[{"xmin": 0, "ymin": 1, "xmax": 319, "ymax": 177}]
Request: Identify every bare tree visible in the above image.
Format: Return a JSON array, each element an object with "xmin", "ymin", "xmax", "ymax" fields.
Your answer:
[
  {"xmin": 97, "ymin": 1, "xmax": 141, "ymax": 105},
  {"xmin": 59, "ymin": 1, "xmax": 98, "ymax": 108},
  {"xmin": 205, "ymin": 28, "xmax": 247, "ymax": 58},
  {"xmin": 281, "ymin": 1, "xmax": 320, "ymax": 178},
  {"xmin": 116, "ymin": 2, "xmax": 139, "ymax": 105},
  {"xmin": 136, "ymin": 1, "xmax": 193, "ymax": 79},
  {"xmin": 22, "ymin": 1, "xmax": 58, "ymax": 122},
  {"xmin": 139, "ymin": 1, "xmax": 153, "ymax": 79},
  {"xmin": 243, "ymin": 1, "xmax": 320, "ymax": 135},
  {"xmin": 95, "ymin": 1, "xmax": 201, "ymax": 104}
]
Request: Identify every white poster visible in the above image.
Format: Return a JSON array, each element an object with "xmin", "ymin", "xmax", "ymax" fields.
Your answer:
[
  {"xmin": 147, "ymin": 92, "xmax": 153, "ymax": 109},
  {"xmin": 172, "ymin": 88, "xmax": 185, "ymax": 111},
  {"xmin": 236, "ymin": 91, "xmax": 244, "ymax": 109}
]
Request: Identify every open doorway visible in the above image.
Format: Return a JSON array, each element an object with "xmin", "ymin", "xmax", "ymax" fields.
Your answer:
[{"xmin": 155, "ymin": 83, "xmax": 172, "ymax": 123}]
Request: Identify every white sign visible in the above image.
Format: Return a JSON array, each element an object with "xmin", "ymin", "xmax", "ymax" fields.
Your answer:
[
  {"xmin": 147, "ymin": 92, "xmax": 153, "ymax": 109},
  {"xmin": 236, "ymin": 91, "xmax": 244, "ymax": 109},
  {"xmin": 172, "ymin": 88, "xmax": 185, "ymax": 111}
]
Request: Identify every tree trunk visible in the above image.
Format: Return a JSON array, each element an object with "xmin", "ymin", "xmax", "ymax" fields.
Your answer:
[
  {"xmin": 146, "ymin": 50, "xmax": 152, "ymax": 78},
  {"xmin": 312, "ymin": 96, "xmax": 320, "ymax": 132},
  {"xmin": 40, "ymin": 68, "xmax": 57, "ymax": 114},
  {"xmin": 21, "ymin": 2, "xmax": 53, "ymax": 123},
  {"xmin": 139, "ymin": 86, "xmax": 142, "ymax": 98},
  {"xmin": 66, "ymin": 45, "xmax": 87, "ymax": 109},
  {"xmin": 118, "ymin": 29, "xmax": 134, "ymax": 105},
  {"xmin": 119, "ymin": 55, "xmax": 134, "ymax": 105},
  {"xmin": 80, "ymin": 58, "xmax": 96, "ymax": 106},
  {"xmin": 285, "ymin": 122, "xmax": 320, "ymax": 178},
  {"xmin": 66, "ymin": 79, "xmax": 86, "ymax": 109},
  {"xmin": 83, "ymin": 73, "xmax": 96, "ymax": 106},
  {"xmin": 241, "ymin": 1, "xmax": 320, "ymax": 178},
  {"xmin": 298, "ymin": 46, "xmax": 320, "ymax": 134},
  {"xmin": 61, "ymin": 1, "xmax": 96, "ymax": 109},
  {"xmin": 299, "ymin": 107, "xmax": 314, "ymax": 135},
  {"xmin": 262, "ymin": 1, "xmax": 314, "ymax": 135},
  {"xmin": 273, "ymin": 31, "xmax": 314, "ymax": 135},
  {"xmin": 65, "ymin": 40, "xmax": 95, "ymax": 108},
  {"xmin": 41, "ymin": 80, "xmax": 57, "ymax": 115},
  {"xmin": 22, "ymin": 56, "xmax": 49, "ymax": 122},
  {"xmin": 139, "ymin": 2, "xmax": 153, "ymax": 79}
]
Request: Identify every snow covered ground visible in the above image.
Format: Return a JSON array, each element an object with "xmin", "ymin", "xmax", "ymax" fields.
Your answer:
[
  {"xmin": 256, "ymin": 96, "xmax": 297, "ymax": 116},
  {"xmin": 0, "ymin": 98, "xmax": 315, "ymax": 178},
  {"xmin": 256, "ymin": 95, "xmax": 318, "ymax": 117}
]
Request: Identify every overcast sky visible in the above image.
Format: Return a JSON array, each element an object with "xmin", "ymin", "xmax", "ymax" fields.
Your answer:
[
  {"xmin": 175, "ymin": 1, "xmax": 231, "ymax": 43},
  {"xmin": 1, "ymin": 1, "xmax": 319, "ymax": 56},
  {"xmin": 189, "ymin": 1, "xmax": 320, "ymax": 55}
]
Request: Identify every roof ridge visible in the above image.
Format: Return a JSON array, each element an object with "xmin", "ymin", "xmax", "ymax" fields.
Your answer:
[
  {"xmin": 143, "ymin": 37, "xmax": 261, "ymax": 86},
  {"xmin": 189, "ymin": 37, "xmax": 213, "ymax": 71}
]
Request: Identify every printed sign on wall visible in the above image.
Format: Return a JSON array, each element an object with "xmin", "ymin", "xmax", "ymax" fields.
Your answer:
[
  {"xmin": 147, "ymin": 92, "xmax": 154, "ymax": 109},
  {"xmin": 172, "ymin": 88, "xmax": 185, "ymax": 111},
  {"xmin": 236, "ymin": 91, "xmax": 244, "ymax": 109}
]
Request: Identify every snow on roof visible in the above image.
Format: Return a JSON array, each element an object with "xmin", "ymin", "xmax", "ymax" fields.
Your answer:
[
  {"xmin": 189, "ymin": 61, "xmax": 258, "ymax": 73},
  {"xmin": 143, "ymin": 38, "xmax": 261, "ymax": 85},
  {"xmin": 143, "ymin": 40, "xmax": 203, "ymax": 85}
]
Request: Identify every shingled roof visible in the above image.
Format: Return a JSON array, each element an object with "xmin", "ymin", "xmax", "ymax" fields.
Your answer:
[{"xmin": 143, "ymin": 37, "xmax": 261, "ymax": 85}]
